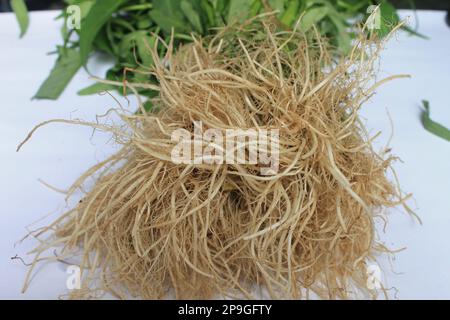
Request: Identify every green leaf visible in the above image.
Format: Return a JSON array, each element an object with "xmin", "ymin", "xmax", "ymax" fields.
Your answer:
[
  {"xmin": 401, "ymin": 25, "xmax": 429, "ymax": 40},
  {"xmin": 280, "ymin": 0, "xmax": 300, "ymax": 27},
  {"xmin": 151, "ymin": 0, "xmax": 184, "ymax": 17},
  {"xmin": 228, "ymin": 0, "xmax": 252, "ymax": 23},
  {"xmin": 214, "ymin": 0, "xmax": 227, "ymax": 16},
  {"xmin": 121, "ymin": 3, "xmax": 153, "ymax": 11},
  {"xmin": 78, "ymin": 1, "xmax": 94, "ymax": 19},
  {"xmin": 336, "ymin": 0, "xmax": 367, "ymax": 12},
  {"xmin": 377, "ymin": 1, "xmax": 400, "ymax": 38},
  {"xmin": 92, "ymin": 28, "xmax": 114, "ymax": 55},
  {"xmin": 299, "ymin": 6, "xmax": 329, "ymax": 32},
  {"xmin": 327, "ymin": 9, "xmax": 352, "ymax": 54},
  {"xmin": 421, "ymin": 100, "xmax": 450, "ymax": 142},
  {"xmin": 10, "ymin": 0, "xmax": 29, "ymax": 38},
  {"xmin": 137, "ymin": 19, "xmax": 152, "ymax": 30},
  {"xmin": 112, "ymin": 18, "xmax": 136, "ymax": 32},
  {"xmin": 78, "ymin": 82, "xmax": 116, "ymax": 96},
  {"xmin": 268, "ymin": 0, "xmax": 285, "ymax": 14},
  {"xmin": 149, "ymin": 10, "xmax": 189, "ymax": 33},
  {"xmin": 149, "ymin": 0, "xmax": 188, "ymax": 33},
  {"xmin": 181, "ymin": 0, "xmax": 204, "ymax": 33},
  {"xmin": 143, "ymin": 100, "xmax": 154, "ymax": 112},
  {"xmin": 34, "ymin": 47, "xmax": 82, "ymax": 100},
  {"xmin": 79, "ymin": 0, "xmax": 127, "ymax": 65},
  {"xmin": 250, "ymin": 0, "xmax": 263, "ymax": 17},
  {"xmin": 135, "ymin": 33, "xmax": 156, "ymax": 67},
  {"xmin": 200, "ymin": 0, "xmax": 216, "ymax": 28}
]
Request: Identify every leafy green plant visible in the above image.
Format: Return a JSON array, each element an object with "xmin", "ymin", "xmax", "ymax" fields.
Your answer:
[{"xmin": 13, "ymin": 0, "xmax": 423, "ymax": 101}]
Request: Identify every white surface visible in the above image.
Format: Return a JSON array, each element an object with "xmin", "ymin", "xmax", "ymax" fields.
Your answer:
[{"xmin": 0, "ymin": 10, "xmax": 449, "ymax": 300}]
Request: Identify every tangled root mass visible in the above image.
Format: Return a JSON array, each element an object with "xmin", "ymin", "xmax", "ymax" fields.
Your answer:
[{"xmin": 21, "ymin": 21, "xmax": 414, "ymax": 299}]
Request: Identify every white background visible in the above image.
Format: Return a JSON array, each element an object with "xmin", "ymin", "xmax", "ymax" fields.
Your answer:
[{"xmin": 0, "ymin": 10, "xmax": 449, "ymax": 299}]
